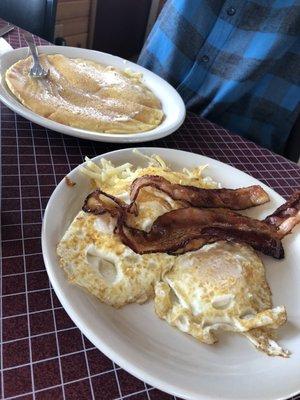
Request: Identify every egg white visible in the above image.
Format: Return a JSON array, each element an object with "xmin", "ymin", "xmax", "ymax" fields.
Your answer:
[
  {"xmin": 154, "ymin": 241, "xmax": 289, "ymax": 357},
  {"xmin": 57, "ymin": 210, "xmax": 174, "ymax": 308}
]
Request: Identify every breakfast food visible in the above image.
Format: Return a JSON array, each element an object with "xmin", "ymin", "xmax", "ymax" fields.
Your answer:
[
  {"xmin": 57, "ymin": 153, "xmax": 216, "ymax": 307},
  {"xmin": 57, "ymin": 209, "xmax": 174, "ymax": 308},
  {"xmin": 57, "ymin": 152, "xmax": 300, "ymax": 356},
  {"xmin": 83, "ymin": 186, "xmax": 299, "ymax": 259},
  {"xmin": 154, "ymin": 242, "xmax": 288, "ymax": 357},
  {"xmin": 129, "ymin": 175, "xmax": 270, "ymax": 210},
  {"xmin": 5, "ymin": 54, "xmax": 164, "ymax": 133}
]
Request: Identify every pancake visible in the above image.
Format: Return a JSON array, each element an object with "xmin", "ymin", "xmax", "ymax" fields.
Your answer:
[{"xmin": 5, "ymin": 54, "xmax": 164, "ymax": 133}]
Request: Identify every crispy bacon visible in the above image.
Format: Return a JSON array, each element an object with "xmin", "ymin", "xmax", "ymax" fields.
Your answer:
[
  {"xmin": 117, "ymin": 207, "xmax": 283, "ymax": 258},
  {"xmin": 82, "ymin": 189, "xmax": 300, "ymax": 259},
  {"xmin": 264, "ymin": 191, "xmax": 300, "ymax": 238},
  {"xmin": 82, "ymin": 189, "xmax": 125, "ymax": 218},
  {"xmin": 129, "ymin": 175, "xmax": 269, "ymax": 210}
]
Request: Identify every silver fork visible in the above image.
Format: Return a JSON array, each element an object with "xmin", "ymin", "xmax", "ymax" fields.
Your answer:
[{"xmin": 23, "ymin": 33, "xmax": 49, "ymax": 78}]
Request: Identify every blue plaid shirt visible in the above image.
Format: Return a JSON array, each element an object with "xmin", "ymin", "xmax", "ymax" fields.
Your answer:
[{"xmin": 138, "ymin": 0, "xmax": 300, "ymax": 154}]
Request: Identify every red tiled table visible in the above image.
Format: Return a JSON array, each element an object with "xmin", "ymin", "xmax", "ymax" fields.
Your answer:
[{"xmin": 1, "ymin": 23, "xmax": 300, "ymax": 400}]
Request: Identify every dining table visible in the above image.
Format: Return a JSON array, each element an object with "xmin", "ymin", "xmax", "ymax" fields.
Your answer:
[{"xmin": 1, "ymin": 20, "xmax": 300, "ymax": 400}]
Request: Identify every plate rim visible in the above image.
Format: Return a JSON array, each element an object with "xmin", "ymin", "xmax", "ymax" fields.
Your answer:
[
  {"xmin": 42, "ymin": 147, "xmax": 299, "ymax": 400},
  {"xmin": 0, "ymin": 46, "xmax": 186, "ymax": 143}
]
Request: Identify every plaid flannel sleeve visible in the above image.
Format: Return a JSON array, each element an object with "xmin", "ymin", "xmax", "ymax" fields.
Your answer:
[{"xmin": 138, "ymin": 0, "xmax": 300, "ymax": 154}]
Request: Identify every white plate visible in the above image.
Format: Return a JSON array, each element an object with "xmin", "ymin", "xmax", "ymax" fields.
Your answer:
[
  {"xmin": 0, "ymin": 46, "xmax": 185, "ymax": 142},
  {"xmin": 42, "ymin": 148, "xmax": 300, "ymax": 400}
]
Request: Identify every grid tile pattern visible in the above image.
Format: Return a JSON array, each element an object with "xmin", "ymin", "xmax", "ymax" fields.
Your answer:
[{"xmin": 1, "ymin": 22, "xmax": 300, "ymax": 400}]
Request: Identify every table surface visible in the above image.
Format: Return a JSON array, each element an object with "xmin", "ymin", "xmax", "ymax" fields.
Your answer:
[{"xmin": 1, "ymin": 23, "xmax": 300, "ymax": 400}]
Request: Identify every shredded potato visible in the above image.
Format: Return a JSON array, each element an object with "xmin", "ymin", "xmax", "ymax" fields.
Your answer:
[{"xmin": 80, "ymin": 150, "xmax": 219, "ymax": 194}]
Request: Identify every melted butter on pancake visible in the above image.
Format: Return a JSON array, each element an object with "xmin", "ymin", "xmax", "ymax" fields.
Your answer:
[{"xmin": 5, "ymin": 54, "xmax": 164, "ymax": 133}]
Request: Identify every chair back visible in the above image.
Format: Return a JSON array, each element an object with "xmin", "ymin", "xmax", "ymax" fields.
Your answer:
[{"xmin": 0, "ymin": 0, "xmax": 57, "ymax": 42}]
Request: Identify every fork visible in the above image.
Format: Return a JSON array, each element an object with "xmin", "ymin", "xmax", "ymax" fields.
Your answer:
[{"xmin": 23, "ymin": 32, "xmax": 49, "ymax": 78}]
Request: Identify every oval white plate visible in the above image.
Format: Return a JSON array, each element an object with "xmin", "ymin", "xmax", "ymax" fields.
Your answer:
[
  {"xmin": 0, "ymin": 46, "xmax": 185, "ymax": 142},
  {"xmin": 42, "ymin": 148, "xmax": 300, "ymax": 400}
]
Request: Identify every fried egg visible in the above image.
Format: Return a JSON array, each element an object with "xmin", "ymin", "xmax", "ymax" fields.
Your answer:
[
  {"xmin": 57, "ymin": 210, "xmax": 174, "ymax": 308},
  {"xmin": 57, "ymin": 157, "xmax": 217, "ymax": 307},
  {"xmin": 154, "ymin": 241, "xmax": 289, "ymax": 357}
]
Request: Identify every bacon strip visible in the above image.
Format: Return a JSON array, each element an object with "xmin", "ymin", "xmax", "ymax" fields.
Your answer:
[
  {"xmin": 82, "ymin": 189, "xmax": 125, "ymax": 218},
  {"xmin": 117, "ymin": 207, "xmax": 283, "ymax": 258},
  {"xmin": 264, "ymin": 191, "xmax": 300, "ymax": 238},
  {"xmin": 82, "ymin": 189, "xmax": 300, "ymax": 259},
  {"xmin": 130, "ymin": 175, "xmax": 269, "ymax": 210}
]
